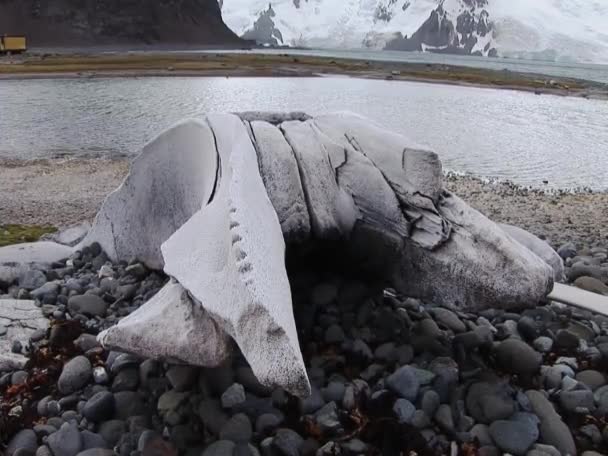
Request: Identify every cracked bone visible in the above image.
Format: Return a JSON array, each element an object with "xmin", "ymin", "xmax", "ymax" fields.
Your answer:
[{"xmin": 76, "ymin": 111, "xmax": 555, "ymax": 396}]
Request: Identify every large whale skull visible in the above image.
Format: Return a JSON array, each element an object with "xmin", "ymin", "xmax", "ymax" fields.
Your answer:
[{"xmin": 80, "ymin": 112, "xmax": 553, "ymax": 397}]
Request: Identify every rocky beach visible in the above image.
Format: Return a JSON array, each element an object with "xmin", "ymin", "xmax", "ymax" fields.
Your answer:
[
  {"xmin": 1, "ymin": 232, "xmax": 608, "ymax": 456},
  {"xmin": 2, "ymin": 150, "xmax": 608, "ymax": 456}
]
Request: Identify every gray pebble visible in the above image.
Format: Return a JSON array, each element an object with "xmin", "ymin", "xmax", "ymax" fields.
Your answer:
[
  {"xmin": 83, "ymin": 391, "xmax": 115, "ymax": 422},
  {"xmin": 48, "ymin": 422, "xmax": 83, "ymax": 456},
  {"xmin": 386, "ymin": 366, "xmax": 420, "ymax": 401},
  {"xmin": 393, "ymin": 398, "xmax": 415, "ymax": 424},
  {"xmin": 219, "ymin": 413, "xmax": 252, "ymax": 443},
  {"xmin": 273, "ymin": 428, "xmax": 303, "ymax": 456},
  {"xmin": 222, "ymin": 383, "xmax": 246, "ymax": 408},
  {"xmin": 202, "ymin": 440, "xmax": 236, "ymax": 456},
  {"xmin": 166, "ymin": 365, "xmax": 197, "ymax": 392},
  {"xmin": 421, "ymin": 390, "xmax": 440, "ymax": 417},
  {"xmin": 489, "ymin": 420, "xmax": 538, "ymax": 456},
  {"xmin": 495, "ymin": 339, "xmax": 542, "ymax": 375},
  {"xmin": 533, "ymin": 336, "xmax": 554, "ymax": 353},
  {"xmin": 58, "ymin": 356, "xmax": 92, "ymax": 395},
  {"xmin": 7, "ymin": 429, "xmax": 37, "ymax": 456}
]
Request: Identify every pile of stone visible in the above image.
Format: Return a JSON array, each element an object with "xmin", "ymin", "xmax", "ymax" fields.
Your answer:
[{"xmin": 1, "ymin": 241, "xmax": 608, "ymax": 456}]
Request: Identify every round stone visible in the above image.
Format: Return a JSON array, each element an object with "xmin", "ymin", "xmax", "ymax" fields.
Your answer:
[
  {"xmin": 6, "ymin": 429, "xmax": 37, "ymax": 456},
  {"xmin": 67, "ymin": 294, "xmax": 108, "ymax": 317},
  {"xmin": 495, "ymin": 339, "xmax": 542, "ymax": 375},
  {"xmin": 83, "ymin": 391, "xmax": 115, "ymax": 422},
  {"xmin": 202, "ymin": 440, "xmax": 236, "ymax": 456},
  {"xmin": 386, "ymin": 366, "xmax": 420, "ymax": 401},
  {"xmin": 273, "ymin": 428, "xmax": 304, "ymax": 456},
  {"xmin": 489, "ymin": 420, "xmax": 538, "ymax": 455},
  {"xmin": 58, "ymin": 356, "xmax": 92, "ymax": 395},
  {"xmin": 221, "ymin": 383, "xmax": 246, "ymax": 409},
  {"xmin": 219, "ymin": 413, "xmax": 252, "ymax": 443},
  {"xmin": 47, "ymin": 422, "xmax": 83, "ymax": 456},
  {"xmin": 393, "ymin": 398, "xmax": 416, "ymax": 424}
]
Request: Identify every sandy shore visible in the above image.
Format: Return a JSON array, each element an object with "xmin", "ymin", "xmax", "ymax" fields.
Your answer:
[{"xmin": 1, "ymin": 158, "xmax": 606, "ymax": 249}]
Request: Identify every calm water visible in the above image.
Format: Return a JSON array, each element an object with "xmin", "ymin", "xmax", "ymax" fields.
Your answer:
[{"xmin": 1, "ymin": 77, "xmax": 607, "ymax": 190}]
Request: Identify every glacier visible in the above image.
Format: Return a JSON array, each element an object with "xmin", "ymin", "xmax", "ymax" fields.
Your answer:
[{"xmin": 221, "ymin": 0, "xmax": 608, "ymax": 63}]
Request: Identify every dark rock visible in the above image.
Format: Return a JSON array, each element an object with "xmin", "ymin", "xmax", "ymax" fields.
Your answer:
[
  {"xmin": 47, "ymin": 422, "xmax": 83, "ymax": 456},
  {"xmin": 73, "ymin": 334, "xmax": 99, "ymax": 352},
  {"xmin": 83, "ymin": 391, "xmax": 115, "ymax": 422},
  {"xmin": 324, "ymin": 324, "xmax": 345, "ymax": 344},
  {"xmin": 255, "ymin": 413, "xmax": 283, "ymax": 435},
  {"xmin": 58, "ymin": 356, "xmax": 92, "ymax": 394},
  {"xmin": 434, "ymin": 404, "xmax": 454, "ymax": 432},
  {"xmin": 166, "ymin": 365, "xmax": 197, "ymax": 391},
  {"xmin": 98, "ymin": 420, "xmax": 127, "ymax": 447},
  {"xmin": 431, "ymin": 308, "xmax": 466, "ymax": 332},
  {"xmin": 236, "ymin": 366, "xmax": 271, "ymax": 396},
  {"xmin": 80, "ymin": 431, "xmax": 108, "ymax": 450},
  {"xmin": 7, "ymin": 429, "xmax": 37, "ymax": 456},
  {"xmin": 495, "ymin": 339, "xmax": 541, "ymax": 375},
  {"xmin": 411, "ymin": 410, "xmax": 431, "ymax": 429},
  {"xmin": 322, "ymin": 382, "xmax": 345, "ymax": 403},
  {"xmin": 11, "ymin": 370, "xmax": 28, "ymax": 385},
  {"xmin": 311, "ymin": 283, "xmax": 338, "ymax": 307},
  {"xmin": 202, "ymin": 440, "xmax": 236, "ymax": 456},
  {"xmin": 526, "ymin": 390, "xmax": 576, "ymax": 456},
  {"xmin": 386, "ymin": 366, "xmax": 420, "ymax": 401},
  {"xmin": 75, "ymin": 450, "xmax": 114, "ymax": 456},
  {"xmin": 533, "ymin": 336, "xmax": 553, "ymax": 353},
  {"xmin": 299, "ymin": 386, "xmax": 325, "ymax": 414},
  {"xmin": 489, "ymin": 420, "xmax": 538, "ymax": 455},
  {"xmin": 421, "ymin": 390, "xmax": 440, "ymax": 417},
  {"xmin": 470, "ymin": 424, "xmax": 493, "ymax": 447},
  {"xmin": 68, "ymin": 295, "xmax": 108, "ymax": 317},
  {"xmin": 392, "ymin": 398, "xmax": 415, "ymax": 424},
  {"xmin": 559, "ymin": 389, "xmax": 595, "ymax": 413},
  {"xmin": 222, "ymin": 383, "xmax": 247, "ymax": 408},
  {"xmin": 219, "ymin": 413, "xmax": 252, "ymax": 443},
  {"xmin": 198, "ymin": 399, "xmax": 229, "ymax": 435},
  {"xmin": 466, "ymin": 382, "xmax": 515, "ymax": 424},
  {"xmin": 314, "ymin": 402, "xmax": 341, "ymax": 434},
  {"xmin": 33, "ymin": 425, "xmax": 58, "ymax": 438},
  {"xmin": 273, "ymin": 428, "xmax": 304, "ymax": 456},
  {"xmin": 576, "ymin": 370, "xmax": 606, "ymax": 391},
  {"xmin": 125, "ymin": 263, "xmax": 147, "ymax": 280},
  {"xmin": 113, "ymin": 391, "xmax": 147, "ymax": 420},
  {"xmin": 111, "ymin": 367, "xmax": 139, "ymax": 392}
]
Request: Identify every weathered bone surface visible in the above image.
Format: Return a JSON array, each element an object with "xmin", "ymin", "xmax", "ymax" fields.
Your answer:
[
  {"xmin": 78, "ymin": 119, "xmax": 218, "ymax": 270},
  {"xmin": 10, "ymin": 112, "xmax": 556, "ymax": 396},
  {"xmin": 499, "ymin": 223, "xmax": 565, "ymax": 281}
]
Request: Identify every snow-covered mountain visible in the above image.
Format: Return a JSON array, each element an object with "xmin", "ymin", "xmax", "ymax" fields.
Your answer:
[{"xmin": 221, "ymin": 0, "xmax": 608, "ymax": 63}]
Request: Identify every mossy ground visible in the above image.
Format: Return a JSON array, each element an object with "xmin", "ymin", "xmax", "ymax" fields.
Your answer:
[{"xmin": 0, "ymin": 224, "xmax": 57, "ymax": 247}]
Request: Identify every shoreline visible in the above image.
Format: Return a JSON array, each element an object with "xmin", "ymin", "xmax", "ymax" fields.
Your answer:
[
  {"xmin": 1, "ymin": 157, "xmax": 606, "ymax": 249},
  {"xmin": 1, "ymin": 52, "xmax": 607, "ymax": 99}
]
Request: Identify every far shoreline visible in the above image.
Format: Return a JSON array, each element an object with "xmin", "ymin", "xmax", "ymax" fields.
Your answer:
[{"xmin": 1, "ymin": 52, "xmax": 607, "ymax": 100}]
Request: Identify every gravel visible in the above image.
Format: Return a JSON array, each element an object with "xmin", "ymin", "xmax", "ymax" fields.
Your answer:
[{"xmin": 2, "ymin": 238, "xmax": 608, "ymax": 455}]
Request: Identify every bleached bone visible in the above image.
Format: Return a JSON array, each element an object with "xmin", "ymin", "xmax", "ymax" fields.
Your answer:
[
  {"xmin": 499, "ymin": 223, "xmax": 565, "ymax": 281},
  {"xmin": 78, "ymin": 119, "xmax": 219, "ymax": 270},
  {"xmin": 68, "ymin": 111, "xmax": 556, "ymax": 396},
  {"xmin": 99, "ymin": 281, "xmax": 230, "ymax": 366},
  {"xmin": 161, "ymin": 114, "xmax": 310, "ymax": 396}
]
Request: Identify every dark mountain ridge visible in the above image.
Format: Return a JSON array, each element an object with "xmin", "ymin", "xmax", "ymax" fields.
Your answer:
[{"xmin": 0, "ymin": 0, "xmax": 242, "ymax": 47}]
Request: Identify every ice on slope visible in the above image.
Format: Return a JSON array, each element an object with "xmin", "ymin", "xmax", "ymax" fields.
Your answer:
[{"xmin": 222, "ymin": 0, "xmax": 608, "ymax": 63}]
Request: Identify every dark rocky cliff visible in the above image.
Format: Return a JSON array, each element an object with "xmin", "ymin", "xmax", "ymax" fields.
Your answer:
[{"xmin": 0, "ymin": 0, "xmax": 242, "ymax": 47}]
